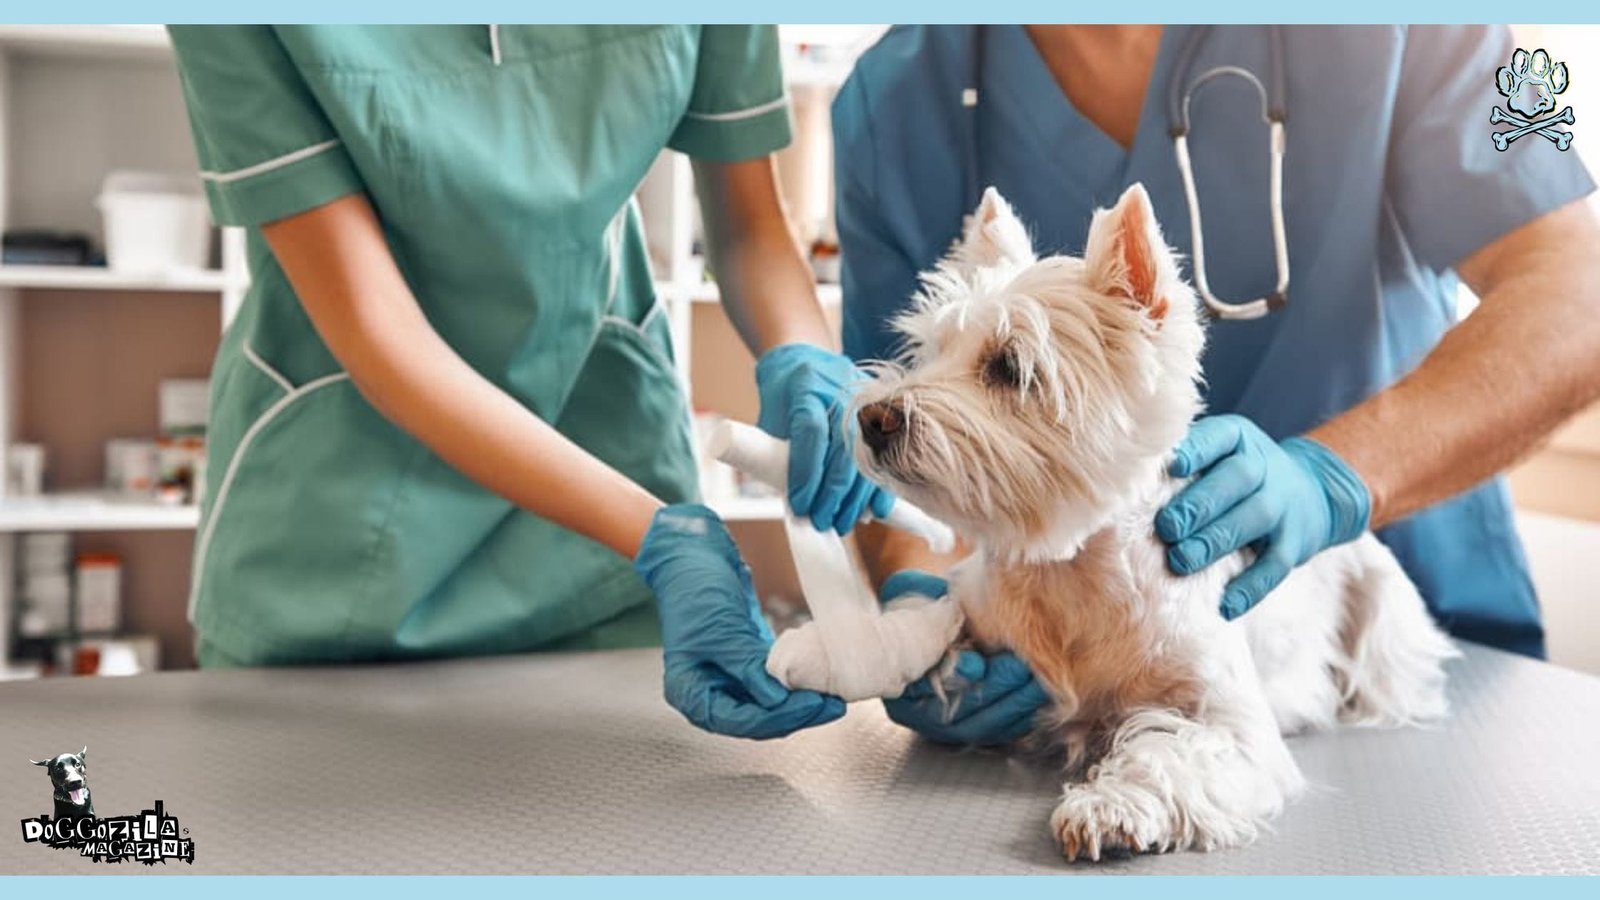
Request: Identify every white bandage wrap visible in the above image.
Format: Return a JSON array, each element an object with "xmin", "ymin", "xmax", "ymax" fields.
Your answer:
[
  {"xmin": 704, "ymin": 421, "xmax": 956, "ymax": 554},
  {"xmin": 706, "ymin": 419, "xmax": 964, "ymax": 701}
]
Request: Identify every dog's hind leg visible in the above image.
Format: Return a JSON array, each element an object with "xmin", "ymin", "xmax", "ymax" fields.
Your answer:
[{"xmin": 1331, "ymin": 535, "xmax": 1459, "ymax": 728}]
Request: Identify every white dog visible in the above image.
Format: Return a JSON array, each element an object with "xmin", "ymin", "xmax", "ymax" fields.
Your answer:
[{"xmin": 852, "ymin": 184, "xmax": 1459, "ymax": 861}]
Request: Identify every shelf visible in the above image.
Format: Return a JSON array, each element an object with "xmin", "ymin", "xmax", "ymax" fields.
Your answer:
[
  {"xmin": 0, "ymin": 265, "xmax": 239, "ymax": 294},
  {"xmin": 0, "ymin": 492, "xmax": 778, "ymax": 529},
  {"xmin": 0, "ymin": 25, "xmax": 170, "ymax": 60},
  {"xmin": 0, "ymin": 493, "xmax": 199, "ymax": 532},
  {"xmin": 706, "ymin": 495, "xmax": 787, "ymax": 522},
  {"xmin": 659, "ymin": 280, "xmax": 841, "ymax": 306},
  {"xmin": 0, "ymin": 662, "xmax": 44, "ymax": 682}
]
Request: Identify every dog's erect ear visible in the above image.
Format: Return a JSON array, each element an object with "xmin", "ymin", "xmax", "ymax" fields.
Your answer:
[
  {"xmin": 31, "ymin": 758, "xmax": 50, "ymax": 766},
  {"xmin": 1085, "ymin": 183, "xmax": 1171, "ymax": 322},
  {"xmin": 80, "ymin": 747, "xmax": 87, "ymax": 763},
  {"xmin": 951, "ymin": 187, "xmax": 1036, "ymax": 272}
]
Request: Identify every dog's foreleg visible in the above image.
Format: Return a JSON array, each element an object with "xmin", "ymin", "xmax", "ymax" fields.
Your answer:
[{"xmin": 1050, "ymin": 670, "xmax": 1303, "ymax": 860}]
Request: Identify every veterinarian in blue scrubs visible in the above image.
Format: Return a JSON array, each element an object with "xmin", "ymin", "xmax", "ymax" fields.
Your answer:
[
  {"xmin": 167, "ymin": 25, "xmax": 884, "ymax": 740},
  {"xmin": 838, "ymin": 25, "xmax": 1600, "ymax": 744}
]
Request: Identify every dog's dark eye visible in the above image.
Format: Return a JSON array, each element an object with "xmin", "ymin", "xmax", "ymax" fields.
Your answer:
[{"xmin": 982, "ymin": 346, "xmax": 1023, "ymax": 389}]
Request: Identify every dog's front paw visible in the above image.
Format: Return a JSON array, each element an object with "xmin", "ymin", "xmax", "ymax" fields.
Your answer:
[{"xmin": 1049, "ymin": 785, "xmax": 1171, "ymax": 862}]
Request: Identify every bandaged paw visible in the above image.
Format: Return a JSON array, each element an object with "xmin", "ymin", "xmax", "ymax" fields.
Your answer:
[
  {"xmin": 765, "ymin": 593, "xmax": 965, "ymax": 702},
  {"xmin": 702, "ymin": 416, "xmax": 965, "ymax": 704}
]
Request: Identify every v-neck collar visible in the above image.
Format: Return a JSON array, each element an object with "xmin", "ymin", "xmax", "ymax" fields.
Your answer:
[{"xmin": 985, "ymin": 24, "xmax": 1188, "ymax": 189}]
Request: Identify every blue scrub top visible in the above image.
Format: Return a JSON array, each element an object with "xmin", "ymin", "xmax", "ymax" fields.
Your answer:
[{"xmin": 835, "ymin": 25, "xmax": 1596, "ymax": 658}]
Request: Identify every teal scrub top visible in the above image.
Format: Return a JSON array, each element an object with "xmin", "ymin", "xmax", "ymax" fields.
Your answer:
[
  {"xmin": 836, "ymin": 25, "xmax": 1595, "ymax": 658},
  {"xmin": 168, "ymin": 25, "xmax": 792, "ymax": 666}
]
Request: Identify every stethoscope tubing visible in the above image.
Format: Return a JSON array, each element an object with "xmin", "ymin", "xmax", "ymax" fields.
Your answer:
[{"xmin": 965, "ymin": 25, "xmax": 1291, "ymax": 321}]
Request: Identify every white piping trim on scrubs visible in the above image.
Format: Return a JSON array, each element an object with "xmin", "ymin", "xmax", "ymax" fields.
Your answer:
[
  {"xmin": 187, "ymin": 371, "xmax": 352, "ymax": 621},
  {"xmin": 244, "ymin": 344, "xmax": 294, "ymax": 395},
  {"xmin": 604, "ymin": 203, "xmax": 628, "ymax": 312},
  {"xmin": 600, "ymin": 303, "xmax": 674, "ymax": 376},
  {"xmin": 200, "ymin": 140, "xmax": 342, "ymax": 185},
  {"xmin": 638, "ymin": 298, "xmax": 666, "ymax": 330},
  {"xmin": 599, "ymin": 292, "xmax": 667, "ymax": 335},
  {"xmin": 488, "ymin": 25, "xmax": 502, "ymax": 66},
  {"xmin": 682, "ymin": 95, "xmax": 788, "ymax": 123}
]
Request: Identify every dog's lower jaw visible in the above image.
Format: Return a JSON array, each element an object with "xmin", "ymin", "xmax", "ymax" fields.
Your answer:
[
  {"xmin": 982, "ymin": 458, "xmax": 1174, "ymax": 568},
  {"xmin": 54, "ymin": 793, "xmax": 93, "ymax": 819}
]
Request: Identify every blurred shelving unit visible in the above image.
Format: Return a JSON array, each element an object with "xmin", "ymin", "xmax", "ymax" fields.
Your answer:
[{"xmin": 0, "ymin": 24, "xmax": 245, "ymax": 676}]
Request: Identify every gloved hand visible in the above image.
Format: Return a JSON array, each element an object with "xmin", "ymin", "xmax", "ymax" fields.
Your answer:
[
  {"xmin": 756, "ymin": 343, "xmax": 895, "ymax": 534},
  {"xmin": 635, "ymin": 504, "xmax": 846, "ymax": 739},
  {"xmin": 878, "ymin": 570, "xmax": 1050, "ymax": 746},
  {"xmin": 1155, "ymin": 415, "xmax": 1372, "ymax": 620}
]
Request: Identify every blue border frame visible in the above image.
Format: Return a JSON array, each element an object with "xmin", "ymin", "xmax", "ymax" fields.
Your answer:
[{"xmin": 7, "ymin": 5, "xmax": 1599, "ymax": 891}]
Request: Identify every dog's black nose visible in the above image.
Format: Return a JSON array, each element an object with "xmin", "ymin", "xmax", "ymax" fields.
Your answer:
[{"xmin": 858, "ymin": 402, "xmax": 904, "ymax": 454}]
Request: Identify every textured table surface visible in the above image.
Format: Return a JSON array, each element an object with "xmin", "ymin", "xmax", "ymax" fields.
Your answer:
[{"xmin": 2, "ymin": 642, "xmax": 1597, "ymax": 874}]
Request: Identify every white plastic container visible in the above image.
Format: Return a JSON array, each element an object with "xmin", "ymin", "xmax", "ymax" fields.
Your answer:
[
  {"xmin": 159, "ymin": 378, "xmax": 211, "ymax": 435},
  {"xmin": 5, "ymin": 443, "xmax": 45, "ymax": 496},
  {"xmin": 106, "ymin": 438, "xmax": 160, "ymax": 497},
  {"xmin": 75, "ymin": 553, "xmax": 122, "ymax": 634},
  {"xmin": 95, "ymin": 171, "xmax": 211, "ymax": 274}
]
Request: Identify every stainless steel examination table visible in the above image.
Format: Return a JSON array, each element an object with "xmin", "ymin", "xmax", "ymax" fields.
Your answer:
[{"xmin": 3, "ymin": 643, "xmax": 1597, "ymax": 874}]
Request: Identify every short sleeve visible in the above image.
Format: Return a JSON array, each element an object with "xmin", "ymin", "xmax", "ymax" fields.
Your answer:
[
  {"xmin": 168, "ymin": 25, "xmax": 364, "ymax": 226},
  {"xmin": 1387, "ymin": 25, "xmax": 1595, "ymax": 270},
  {"xmin": 668, "ymin": 25, "xmax": 792, "ymax": 162},
  {"xmin": 834, "ymin": 75, "xmax": 922, "ymax": 364}
]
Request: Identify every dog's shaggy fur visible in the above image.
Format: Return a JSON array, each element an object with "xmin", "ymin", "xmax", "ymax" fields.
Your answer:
[{"xmin": 854, "ymin": 185, "xmax": 1458, "ymax": 860}]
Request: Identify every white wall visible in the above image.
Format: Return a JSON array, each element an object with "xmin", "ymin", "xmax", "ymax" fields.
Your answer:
[{"xmin": 1517, "ymin": 514, "xmax": 1600, "ymax": 674}]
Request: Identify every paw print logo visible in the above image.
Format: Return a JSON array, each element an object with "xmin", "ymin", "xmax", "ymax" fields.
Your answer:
[{"xmin": 1492, "ymin": 48, "xmax": 1574, "ymax": 151}]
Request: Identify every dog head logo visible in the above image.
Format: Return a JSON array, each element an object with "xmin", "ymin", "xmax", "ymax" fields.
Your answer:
[
  {"xmin": 31, "ymin": 747, "xmax": 93, "ymax": 819},
  {"xmin": 20, "ymin": 749, "xmax": 196, "ymax": 865},
  {"xmin": 1493, "ymin": 48, "xmax": 1574, "ymax": 151},
  {"xmin": 854, "ymin": 184, "xmax": 1205, "ymax": 559}
]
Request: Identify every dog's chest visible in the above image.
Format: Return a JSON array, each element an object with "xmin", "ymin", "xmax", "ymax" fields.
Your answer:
[{"xmin": 957, "ymin": 528, "xmax": 1214, "ymax": 718}]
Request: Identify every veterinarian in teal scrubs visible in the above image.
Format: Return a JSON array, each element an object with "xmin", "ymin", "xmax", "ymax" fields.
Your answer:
[
  {"xmin": 167, "ymin": 25, "xmax": 881, "ymax": 740},
  {"xmin": 837, "ymin": 25, "xmax": 1600, "ymax": 743}
]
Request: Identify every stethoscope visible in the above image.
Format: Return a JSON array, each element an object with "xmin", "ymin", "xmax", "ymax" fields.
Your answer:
[{"xmin": 964, "ymin": 25, "xmax": 1290, "ymax": 320}]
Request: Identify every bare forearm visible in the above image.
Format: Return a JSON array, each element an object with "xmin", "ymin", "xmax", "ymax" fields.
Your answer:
[
  {"xmin": 264, "ymin": 195, "xmax": 661, "ymax": 559},
  {"xmin": 328, "ymin": 311, "xmax": 660, "ymax": 557},
  {"xmin": 694, "ymin": 157, "xmax": 835, "ymax": 354},
  {"xmin": 1311, "ymin": 199, "xmax": 1600, "ymax": 527}
]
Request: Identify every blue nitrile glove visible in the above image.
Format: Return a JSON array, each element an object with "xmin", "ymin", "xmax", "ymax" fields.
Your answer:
[
  {"xmin": 1156, "ymin": 415, "xmax": 1372, "ymax": 621},
  {"xmin": 635, "ymin": 504, "xmax": 846, "ymax": 739},
  {"xmin": 755, "ymin": 343, "xmax": 895, "ymax": 534},
  {"xmin": 878, "ymin": 570, "xmax": 1050, "ymax": 746}
]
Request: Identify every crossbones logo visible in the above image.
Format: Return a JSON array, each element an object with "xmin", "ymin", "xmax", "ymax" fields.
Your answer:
[{"xmin": 1492, "ymin": 48, "xmax": 1574, "ymax": 151}]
